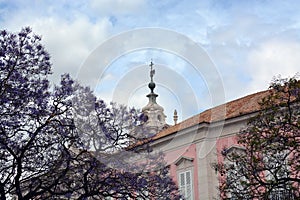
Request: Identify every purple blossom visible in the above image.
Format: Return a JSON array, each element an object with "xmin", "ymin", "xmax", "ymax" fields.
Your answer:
[{"xmin": 0, "ymin": 27, "xmax": 180, "ymax": 200}]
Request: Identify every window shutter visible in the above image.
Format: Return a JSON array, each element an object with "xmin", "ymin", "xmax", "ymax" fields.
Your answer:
[
  {"xmin": 178, "ymin": 171, "xmax": 193, "ymax": 200},
  {"xmin": 186, "ymin": 171, "xmax": 192, "ymax": 199},
  {"xmin": 179, "ymin": 172, "xmax": 186, "ymax": 197}
]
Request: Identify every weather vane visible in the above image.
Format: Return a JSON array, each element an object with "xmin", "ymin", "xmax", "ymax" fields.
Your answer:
[{"xmin": 149, "ymin": 59, "xmax": 155, "ymax": 82}]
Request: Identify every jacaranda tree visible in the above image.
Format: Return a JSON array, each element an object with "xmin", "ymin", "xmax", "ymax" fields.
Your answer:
[
  {"xmin": 215, "ymin": 76, "xmax": 300, "ymax": 199},
  {"xmin": 0, "ymin": 27, "xmax": 180, "ymax": 200}
]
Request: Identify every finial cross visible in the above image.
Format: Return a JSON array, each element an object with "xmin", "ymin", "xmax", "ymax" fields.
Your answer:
[{"xmin": 149, "ymin": 60, "xmax": 155, "ymax": 82}]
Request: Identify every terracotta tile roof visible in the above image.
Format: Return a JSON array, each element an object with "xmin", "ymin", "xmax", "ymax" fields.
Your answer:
[{"xmin": 151, "ymin": 90, "xmax": 271, "ymax": 141}]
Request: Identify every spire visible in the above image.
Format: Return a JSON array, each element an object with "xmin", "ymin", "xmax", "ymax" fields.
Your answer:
[
  {"xmin": 173, "ymin": 109, "xmax": 178, "ymax": 125},
  {"xmin": 147, "ymin": 60, "xmax": 158, "ymax": 104},
  {"xmin": 150, "ymin": 60, "xmax": 155, "ymax": 82},
  {"xmin": 141, "ymin": 60, "xmax": 168, "ymax": 134},
  {"xmin": 148, "ymin": 60, "xmax": 156, "ymax": 93}
]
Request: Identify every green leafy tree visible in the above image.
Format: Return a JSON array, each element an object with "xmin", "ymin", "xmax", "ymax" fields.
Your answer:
[{"xmin": 215, "ymin": 76, "xmax": 300, "ymax": 199}]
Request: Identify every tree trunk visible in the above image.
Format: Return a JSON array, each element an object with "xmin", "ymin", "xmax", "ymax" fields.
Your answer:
[{"xmin": 0, "ymin": 182, "xmax": 6, "ymax": 200}]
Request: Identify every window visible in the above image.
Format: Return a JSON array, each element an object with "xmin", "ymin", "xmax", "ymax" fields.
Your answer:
[
  {"xmin": 263, "ymin": 149, "xmax": 293, "ymax": 198},
  {"xmin": 178, "ymin": 170, "xmax": 193, "ymax": 200},
  {"xmin": 136, "ymin": 189, "xmax": 149, "ymax": 200},
  {"xmin": 264, "ymin": 150, "xmax": 289, "ymax": 182},
  {"xmin": 157, "ymin": 114, "xmax": 161, "ymax": 121},
  {"xmin": 222, "ymin": 145, "xmax": 248, "ymax": 199},
  {"xmin": 143, "ymin": 114, "xmax": 148, "ymax": 122}
]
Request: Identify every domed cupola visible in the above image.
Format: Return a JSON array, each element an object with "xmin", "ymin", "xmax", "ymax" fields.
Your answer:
[{"xmin": 142, "ymin": 61, "xmax": 168, "ymax": 134}]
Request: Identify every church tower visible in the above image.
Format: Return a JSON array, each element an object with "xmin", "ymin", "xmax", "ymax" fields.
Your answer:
[{"xmin": 142, "ymin": 61, "xmax": 168, "ymax": 135}]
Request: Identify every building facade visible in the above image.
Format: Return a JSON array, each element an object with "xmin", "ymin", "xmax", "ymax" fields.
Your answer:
[{"xmin": 140, "ymin": 62, "xmax": 270, "ymax": 199}]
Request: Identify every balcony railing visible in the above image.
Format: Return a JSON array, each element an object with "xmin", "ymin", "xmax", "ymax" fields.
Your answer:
[{"xmin": 269, "ymin": 190, "xmax": 297, "ymax": 200}]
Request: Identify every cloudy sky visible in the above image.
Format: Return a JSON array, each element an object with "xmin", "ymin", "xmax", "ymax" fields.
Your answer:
[{"xmin": 1, "ymin": 0, "xmax": 299, "ymax": 124}]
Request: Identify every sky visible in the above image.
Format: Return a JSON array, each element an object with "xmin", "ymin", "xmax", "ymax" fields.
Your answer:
[{"xmin": 0, "ymin": 0, "xmax": 299, "ymax": 124}]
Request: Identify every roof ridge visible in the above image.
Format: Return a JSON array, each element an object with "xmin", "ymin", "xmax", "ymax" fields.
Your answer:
[
  {"xmin": 170, "ymin": 89, "xmax": 269, "ymax": 127},
  {"xmin": 152, "ymin": 89, "xmax": 271, "ymax": 141}
]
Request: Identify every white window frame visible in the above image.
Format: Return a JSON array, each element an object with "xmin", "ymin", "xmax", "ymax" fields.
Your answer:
[
  {"xmin": 178, "ymin": 170, "xmax": 193, "ymax": 200},
  {"xmin": 223, "ymin": 145, "xmax": 247, "ymax": 199}
]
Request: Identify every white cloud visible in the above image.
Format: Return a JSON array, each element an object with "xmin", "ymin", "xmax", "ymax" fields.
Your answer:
[
  {"xmin": 3, "ymin": 14, "xmax": 113, "ymax": 84},
  {"xmin": 2, "ymin": 0, "xmax": 300, "ymax": 120},
  {"xmin": 31, "ymin": 16, "xmax": 112, "ymax": 83},
  {"xmin": 246, "ymin": 38, "xmax": 300, "ymax": 92},
  {"xmin": 203, "ymin": 6, "xmax": 300, "ymax": 102},
  {"xmin": 90, "ymin": 0, "xmax": 146, "ymax": 16},
  {"xmin": 0, "ymin": 1, "xmax": 114, "ymax": 84}
]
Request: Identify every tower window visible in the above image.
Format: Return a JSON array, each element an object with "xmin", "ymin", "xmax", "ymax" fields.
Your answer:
[
  {"xmin": 157, "ymin": 115, "xmax": 161, "ymax": 121},
  {"xmin": 142, "ymin": 114, "xmax": 148, "ymax": 122}
]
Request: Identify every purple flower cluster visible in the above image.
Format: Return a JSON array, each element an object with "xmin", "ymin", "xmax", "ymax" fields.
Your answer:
[{"xmin": 0, "ymin": 27, "xmax": 181, "ymax": 200}]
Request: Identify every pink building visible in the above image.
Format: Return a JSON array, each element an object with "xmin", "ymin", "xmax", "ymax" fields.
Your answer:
[{"xmin": 140, "ymin": 62, "xmax": 270, "ymax": 199}]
